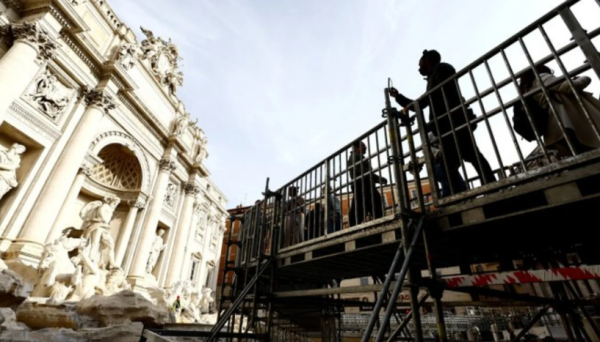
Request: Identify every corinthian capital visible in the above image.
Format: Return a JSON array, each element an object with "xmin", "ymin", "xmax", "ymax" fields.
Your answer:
[
  {"xmin": 159, "ymin": 158, "xmax": 176, "ymax": 173},
  {"xmin": 184, "ymin": 183, "xmax": 201, "ymax": 196},
  {"xmin": 84, "ymin": 89, "xmax": 117, "ymax": 113},
  {"xmin": 9, "ymin": 22, "xmax": 59, "ymax": 64}
]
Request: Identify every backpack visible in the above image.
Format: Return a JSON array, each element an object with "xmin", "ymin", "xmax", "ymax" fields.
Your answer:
[{"xmin": 512, "ymin": 97, "xmax": 549, "ymax": 142}]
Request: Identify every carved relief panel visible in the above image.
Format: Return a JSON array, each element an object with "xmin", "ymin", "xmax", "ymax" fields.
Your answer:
[
  {"xmin": 23, "ymin": 68, "xmax": 76, "ymax": 121},
  {"xmin": 163, "ymin": 180, "xmax": 179, "ymax": 208}
]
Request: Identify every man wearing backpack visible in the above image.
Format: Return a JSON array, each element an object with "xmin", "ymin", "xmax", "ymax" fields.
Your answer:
[{"xmin": 390, "ymin": 50, "xmax": 496, "ymax": 196}]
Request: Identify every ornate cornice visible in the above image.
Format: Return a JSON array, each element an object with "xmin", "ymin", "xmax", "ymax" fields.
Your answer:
[
  {"xmin": 84, "ymin": 89, "xmax": 117, "ymax": 113},
  {"xmin": 59, "ymin": 31, "xmax": 101, "ymax": 78},
  {"xmin": 159, "ymin": 158, "xmax": 176, "ymax": 173},
  {"xmin": 8, "ymin": 102, "xmax": 61, "ymax": 141}
]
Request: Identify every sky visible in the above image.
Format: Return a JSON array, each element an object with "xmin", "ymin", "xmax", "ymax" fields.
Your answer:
[{"xmin": 110, "ymin": 0, "xmax": 600, "ymax": 207}]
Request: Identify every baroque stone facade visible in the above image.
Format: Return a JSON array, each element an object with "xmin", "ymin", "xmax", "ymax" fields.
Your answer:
[{"xmin": 0, "ymin": 0, "xmax": 227, "ymax": 334}]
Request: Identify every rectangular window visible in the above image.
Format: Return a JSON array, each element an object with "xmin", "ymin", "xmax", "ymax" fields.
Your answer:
[
  {"xmin": 411, "ymin": 189, "xmax": 417, "ymax": 199},
  {"xmin": 205, "ymin": 268, "xmax": 214, "ymax": 287},
  {"xmin": 360, "ymin": 277, "xmax": 369, "ymax": 286},
  {"xmin": 189, "ymin": 259, "xmax": 199, "ymax": 281}
]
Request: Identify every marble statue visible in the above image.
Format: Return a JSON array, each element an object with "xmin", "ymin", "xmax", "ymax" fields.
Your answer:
[
  {"xmin": 164, "ymin": 70, "xmax": 183, "ymax": 95},
  {"xmin": 195, "ymin": 132, "xmax": 209, "ymax": 164},
  {"xmin": 164, "ymin": 183, "xmax": 177, "ymax": 207},
  {"xmin": 79, "ymin": 195, "xmax": 120, "ymax": 270},
  {"xmin": 172, "ymin": 111, "xmax": 197, "ymax": 137},
  {"xmin": 0, "ymin": 143, "xmax": 26, "ymax": 201},
  {"xmin": 146, "ymin": 229, "xmax": 166, "ymax": 274},
  {"xmin": 117, "ymin": 43, "xmax": 140, "ymax": 70},
  {"xmin": 200, "ymin": 287, "xmax": 214, "ymax": 313},
  {"xmin": 28, "ymin": 69, "xmax": 70, "ymax": 118},
  {"xmin": 30, "ymin": 197, "xmax": 132, "ymax": 303},
  {"xmin": 31, "ymin": 227, "xmax": 80, "ymax": 301}
]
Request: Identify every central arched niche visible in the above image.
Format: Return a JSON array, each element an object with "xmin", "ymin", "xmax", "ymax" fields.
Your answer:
[{"xmin": 91, "ymin": 143, "xmax": 142, "ymax": 191}]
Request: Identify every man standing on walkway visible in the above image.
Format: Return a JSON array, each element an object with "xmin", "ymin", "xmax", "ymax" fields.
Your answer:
[{"xmin": 390, "ymin": 50, "xmax": 496, "ymax": 194}]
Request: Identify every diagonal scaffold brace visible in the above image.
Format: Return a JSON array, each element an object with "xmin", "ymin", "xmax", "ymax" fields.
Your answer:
[
  {"xmin": 360, "ymin": 215, "xmax": 425, "ymax": 342},
  {"xmin": 204, "ymin": 178, "xmax": 276, "ymax": 342}
]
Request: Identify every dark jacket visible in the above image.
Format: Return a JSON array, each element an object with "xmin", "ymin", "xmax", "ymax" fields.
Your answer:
[{"xmin": 394, "ymin": 62, "xmax": 469, "ymax": 136}]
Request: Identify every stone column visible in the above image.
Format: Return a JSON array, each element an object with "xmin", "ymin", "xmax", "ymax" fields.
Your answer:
[
  {"xmin": 128, "ymin": 158, "xmax": 175, "ymax": 279},
  {"xmin": 165, "ymin": 182, "xmax": 200, "ymax": 287},
  {"xmin": 0, "ymin": 21, "xmax": 58, "ymax": 124},
  {"xmin": 45, "ymin": 165, "xmax": 92, "ymax": 243},
  {"xmin": 10, "ymin": 90, "xmax": 116, "ymax": 256},
  {"xmin": 115, "ymin": 200, "xmax": 145, "ymax": 266}
]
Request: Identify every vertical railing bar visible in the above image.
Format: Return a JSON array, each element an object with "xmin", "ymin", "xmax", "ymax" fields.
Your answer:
[
  {"xmin": 539, "ymin": 23, "xmax": 600, "ymax": 144},
  {"xmin": 519, "ymin": 36, "xmax": 577, "ymax": 156},
  {"xmin": 323, "ymin": 160, "xmax": 329, "ymax": 238},
  {"xmin": 427, "ymin": 94, "xmax": 456, "ymax": 196},
  {"xmin": 468, "ymin": 69, "xmax": 507, "ymax": 172},
  {"xmin": 366, "ymin": 136, "xmax": 377, "ymax": 222},
  {"xmin": 453, "ymin": 76, "xmax": 492, "ymax": 183},
  {"xmin": 440, "ymin": 86, "xmax": 471, "ymax": 190},
  {"xmin": 413, "ymin": 101, "xmax": 438, "ymax": 206},
  {"xmin": 383, "ymin": 128, "xmax": 398, "ymax": 213},
  {"xmin": 498, "ymin": 49, "xmax": 550, "ymax": 164},
  {"xmin": 482, "ymin": 58, "xmax": 527, "ymax": 171},
  {"xmin": 309, "ymin": 169, "xmax": 315, "ymax": 241},
  {"xmin": 374, "ymin": 128, "xmax": 386, "ymax": 216},
  {"xmin": 559, "ymin": 7, "xmax": 600, "ymax": 80}
]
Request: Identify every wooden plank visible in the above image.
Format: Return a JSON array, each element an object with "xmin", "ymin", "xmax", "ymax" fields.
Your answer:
[
  {"xmin": 381, "ymin": 230, "xmax": 396, "ymax": 243},
  {"xmin": 461, "ymin": 207, "xmax": 485, "ymax": 225},
  {"xmin": 434, "ymin": 160, "xmax": 600, "ymax": 217},
  {"xmin": 345, "ymin": 241, "xmax": 356, "ymax": 252},
  {"xmin": 544, "ymin": 182, "xmax": 582, "ymax": 205}
]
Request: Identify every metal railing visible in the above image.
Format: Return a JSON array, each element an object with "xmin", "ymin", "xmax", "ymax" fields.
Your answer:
[{"xmin": 235, "ymin": 0, "xmax": 600, "ymax": 264}]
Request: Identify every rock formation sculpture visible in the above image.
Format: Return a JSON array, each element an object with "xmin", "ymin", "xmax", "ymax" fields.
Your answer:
[
  {"xmin": 146, "ymin": 229, "xmax": 166, "ymax": 274},
  {"xmin": 0, "ymin": 143, "xmax": 26, "ymax": 201}
]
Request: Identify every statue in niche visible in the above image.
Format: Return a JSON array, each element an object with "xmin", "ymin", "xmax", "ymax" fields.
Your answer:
[
  {"xmin": 117, "ymin": 43, "xmax": 140, "ymax": 70},
  {"xmin": 0, "ymin": 143, "xmax": 26, "ymax": 201},
  {"xmin": 78, "ymin": 195, "xmax": 121, "ymax": 270},
  {"xmin": 172, "ymin": 111, "xmax": 198, "ymax": 137},
  {"xmin": 146, "ymin": 229, "xmax": 166, "ymax": 274},
  {"xmin": 27, "ymin": 69, "xmax": 70, "ymax": 119},
  {"xmin": 164, "ymin": 183, "xmax": 177, "ymax": 206}
]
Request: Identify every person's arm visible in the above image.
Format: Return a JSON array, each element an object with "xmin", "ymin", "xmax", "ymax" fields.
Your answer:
[
  {"xmin": 550, "ymin": 75, "xmax": 591, "ymax": 93},
  {"xmin": 391, "ymin": 91, "xmax": 430, "ymax": 112}
]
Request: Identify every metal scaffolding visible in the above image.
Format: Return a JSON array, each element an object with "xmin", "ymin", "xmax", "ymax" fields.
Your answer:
[{"xmin": 143, "ymin": 0, "xmax": 600, "ymax": 341}]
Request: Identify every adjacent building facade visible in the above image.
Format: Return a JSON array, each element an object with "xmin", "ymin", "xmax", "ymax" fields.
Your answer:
[{"xmin": 0, "ymin": 0, "xmax": 227, "ymax": 296}]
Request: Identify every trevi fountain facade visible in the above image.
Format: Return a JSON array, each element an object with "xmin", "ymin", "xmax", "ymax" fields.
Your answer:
[{"xmin": 0, "ymin": 0, "xmax": 230, "ymax": 340}]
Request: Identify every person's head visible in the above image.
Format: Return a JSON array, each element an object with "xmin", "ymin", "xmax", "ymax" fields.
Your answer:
[
  {"xmin": 157, "ymin": 229, "xmax": 165, "ymax": 236},
  {"xmin": 419, "ymin": 50, "xmax": 441, "ymax": 77},
  {"xmin": 10, "ymin": 143, "xmax": 26, "ymax": 154},
  {"xmin": 519, "ymin": 64, "xmax": 553, "ymax": 93},
  {"xmin": 288, "ymin": 186, "xmax": 298, "ymax": 197},
  {"xmin": 352, "ymin": 141, "xmax": 367, "ymax": 156}
]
